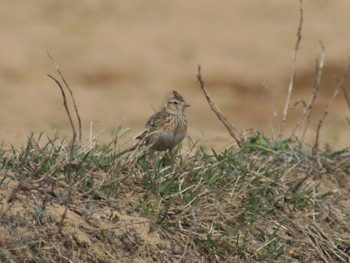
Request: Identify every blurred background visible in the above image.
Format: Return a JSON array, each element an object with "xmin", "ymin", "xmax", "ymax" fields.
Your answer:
[{"xmin": 0, "ymin": 0, "xmax": 349, "ymax": 149}]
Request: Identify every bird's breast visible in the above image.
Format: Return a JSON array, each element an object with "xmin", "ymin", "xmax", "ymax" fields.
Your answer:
[{"xmin": 150, "ymin": 131, "xmax": 186, "ymax": 151}]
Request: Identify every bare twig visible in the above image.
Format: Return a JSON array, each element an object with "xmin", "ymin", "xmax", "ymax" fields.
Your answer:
[
  {"xmin": 290, "ymin": 100, "xmax": 307, "ymax": 110},
  {"xmin": 312, "ymin": 186, "xmax": 316, "ymax": 222},
  {"xmin": 176, "ymin": 209, "xmax": 197, "ymax": 263},
  {"xmin": 262, "ymin": 82, "xmax": 278, "ymax": 119},
  {"xmin": 82, "ymin": 220, "xmax": 150, "ymax": 231},
  {"xmin": 89, "ymin": 121, "xmax": 94, "ymax": 145},
  {"xmin": 292, "ymin": 42, "xmax": 326, "ymax": 142},
  {"xmin": 263, "ymin": 82, "xmax": 278, "ymax": 139},
  {"xmin": 56, "ymin": 190, "xmax": 72, "ymax": 235},
  {"xmin": 313, "ymin": 59, "xmax": 350, "ymax": 155},
  {"xmin": 0, "ymin": 201, "xmax": 15, "ymax": 221},
  {"xmin": 48, "ymin": 74, "xmax": 76, "ymax": 163},
  {"xmin": 197, "ymin": 66, "xmax": 241, "ymax": 148},
  {"xmin": 338, "ymin": 54, "xmax": 350, "ymax": 117},
  {"xmin": 280, "ymin": 0, "xmax": 304, "ymax": 138},
  {"xmin": 6, "ymin": 181, "xmax": 23, "ymax": 203},
  {"xmin": 341, "ymin": 79, "xmax": 350, "ymax": 114},
  {"xmin": 298, "ymin": 223, "xmax": 330, "ymax": 263},
  {"xmin": 48, "ymin": 52, "xmax": 82, "ymax": 142},
  {"xmin": 105, "ymin": 125, "xmax": 129, "ymax": 151}
]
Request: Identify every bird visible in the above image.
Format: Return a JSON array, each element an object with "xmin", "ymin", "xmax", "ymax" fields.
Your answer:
[{"xmin": 132, "ymin": 90, "xmax": 190, "ymax": 154}]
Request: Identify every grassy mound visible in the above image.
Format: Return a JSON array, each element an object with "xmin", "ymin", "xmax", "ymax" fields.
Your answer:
[{"xmin": 0, "ymin": 134, "xmax": 349, "ymax": 262}]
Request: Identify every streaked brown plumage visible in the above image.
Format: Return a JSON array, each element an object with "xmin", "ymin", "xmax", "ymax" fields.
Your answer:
[{"xmin": 133, "ymin": 90, "xmax": 190, "ymax": 153}]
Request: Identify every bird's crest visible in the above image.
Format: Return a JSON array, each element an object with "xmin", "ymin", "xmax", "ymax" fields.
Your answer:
[{"xmin": 171, "ymin": 90, "xmax": 185, "ymax": 102}]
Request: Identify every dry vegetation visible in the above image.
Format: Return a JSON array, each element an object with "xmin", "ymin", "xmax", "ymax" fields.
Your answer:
[
  {"xmin": 1, "ymin": 60, "xmax": 350, "ymax": 263},
  {"xmin": 0, "ymin": 122, "xmax": 349, "ymax": 262},
  {"xmin": 1, "ymin": 1, "xmax": 350, "ymax": 263}
]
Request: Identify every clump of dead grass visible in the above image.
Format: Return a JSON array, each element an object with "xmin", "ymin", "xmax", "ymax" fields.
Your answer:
[
  {"xmin": 0, "ymin": 135, "xmax": 199, "ymax": 262},
  {"xmin": 0, "ymin": 132, "xmax": 349, "ymax": 262}
]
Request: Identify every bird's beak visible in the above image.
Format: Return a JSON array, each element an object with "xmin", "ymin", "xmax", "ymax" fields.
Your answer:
[{"xmin": 184, "ymin": 103, "xmax": 191, "ymax": 108}]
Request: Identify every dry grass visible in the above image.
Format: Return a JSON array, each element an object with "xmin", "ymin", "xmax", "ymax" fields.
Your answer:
[
  {"xmin": 1, "ymin": 2, "xmax": 350, "ymax": 262},
  {"xmin": 0, "ymin": 130, "xmax": 349, "ymax": 262}
]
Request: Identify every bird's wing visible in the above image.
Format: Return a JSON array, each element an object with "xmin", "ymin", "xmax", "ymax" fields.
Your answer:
[
  {"xmin": 146, "ymin": 111, "xmax": 164, "ymax": 130},
  {"xmin": 134, "ymin": 111, "xmax": 164, "ymax": 140}
]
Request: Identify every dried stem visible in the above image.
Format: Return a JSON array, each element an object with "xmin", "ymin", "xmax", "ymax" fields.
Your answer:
[
  {"xmin": 48, "ymin": 74, "xmax": 76, "ymax": 163},
  {"xmin": 291, "ymin": 42, "xmax": 326, "ymax": 142},
  {"xmin": 56, "ymin": 190, "xmax": 71, "ymax": 236},
  {"xmin": 47, "ymin": 52, "xmax": 82, "ymax": 142},
  {"xmin": 280, "ymin": 0, "xmax": 304, "ymax": 138},
  {"xmin": 6, "ymin": 181, "xmax": 23, "ymax": 203},
  {"xmin": 197, "ymin": 66, "xmax": 241, "ymax": 148},
  {"xmin": 312, "ymin": 59, "xmax": 350, "ymax": 156},
  {"xmin": 263, "ymin": 82, "xmax": 278, "ymax": 120},
  {"xmin": 262, "ymin": 82, "xmax": 278, "ymax": 139},
  {"xmin": 176, "ymin": 209, "xmax": 197, "ymax": 263},
  {"xmin": 341, "ymin": 79, "xmax": 350, "ymax": 114}
]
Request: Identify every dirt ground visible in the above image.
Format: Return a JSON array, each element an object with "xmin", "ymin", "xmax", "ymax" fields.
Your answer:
[{"xmin": 0, "ymin": 0, "xmax": 349, "ymax": 149}]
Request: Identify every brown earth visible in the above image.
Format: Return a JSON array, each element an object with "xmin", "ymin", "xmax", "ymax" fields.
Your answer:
[
  {"xmin": 0, "ymin": 0, "xmax": 349, "ymax": 149},
  {"xmin": 0, "ymin": 179, "xmax": 195, "ymax": 262}
]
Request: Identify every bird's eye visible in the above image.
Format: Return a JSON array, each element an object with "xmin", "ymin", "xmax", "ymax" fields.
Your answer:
[{"xmin": 173, "ymin": 101, "xmax": 179, "ymax": 105}]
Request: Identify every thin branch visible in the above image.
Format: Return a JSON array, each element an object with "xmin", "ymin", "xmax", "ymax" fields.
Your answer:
[
  {"xmin": 81, "ymin": 220, "xmax": 150, "ymax": 231},
  {"xmin": 48, "ymin": 74, "xmax": 76, "ymax": 163},
  {"xmin": 176, "ymin": 209, "xmax": 197, "ymax": 263},
  {"xmin": 262, "ymin": 82, "xmax": 278, "ymax": 119},
  {"xmin": 197, "ymin": 66, "xmax": 241, "ymax": 148},
  {"xmin": 290, "ymin": 100, "xmax": 307, "ymax": 110},
  {"xmin": 56, "ymin": 190, "xmax": 71, "ymax": 236},
  {"xmin": 341, "ymin": 80, "xmax": 350, "ymax": 113},
  {"xmin": 312, "ymin": 59, "xmax": 350, "ymax": 156},
  {"xmin": 291, "ymin": 42, "xmax": 326, "ymax": 142},
  {"xmin": 280, "ymin": 0, "xmax": 304, "ymax": 138},
  {"xmin": 6, "ymin": 181, "xmax": 23, "ymax": 203},
  {"xmin": 262, "ymin": 82, "xmax": 278, "ymax": 139},
  {"xmin": 47, "ymin": 52, "xmax": 82, "ymax": 142},
  {"xmin": 105, "ymin": 125, "xmax": 129, "ymax": 151},
  {"xmin": 301, "ymin": 43, "xmax": 326, "ymax": 142}
]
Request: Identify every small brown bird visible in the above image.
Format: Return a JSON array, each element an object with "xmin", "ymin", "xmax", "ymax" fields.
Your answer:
[{"xmin": 133, "ymin": 90, "xmax": 190, "ymax": 154}]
